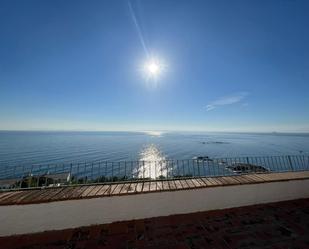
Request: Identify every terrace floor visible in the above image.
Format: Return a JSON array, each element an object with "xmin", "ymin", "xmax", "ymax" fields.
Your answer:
[
  {"xmin": 1, "ymin": 171, "xmax": 309, "ymax": 205},
  {"xmin": 1, "ymin": 198, "xmax": 309, "ymax": 249}
]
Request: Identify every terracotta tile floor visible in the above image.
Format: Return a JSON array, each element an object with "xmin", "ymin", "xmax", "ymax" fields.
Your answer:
[{"xmin": 1, "ymin": 198, "xmax": 309, "ymax": 249}]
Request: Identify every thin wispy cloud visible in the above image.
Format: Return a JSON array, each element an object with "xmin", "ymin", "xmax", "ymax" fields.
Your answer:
[
  {"xmin": 205, "ymin": 92, "xmax": 249, "ymax": 111},
  {"xmin": 128, "ymin": 0, "xmax": 149, "ymax": 57}
]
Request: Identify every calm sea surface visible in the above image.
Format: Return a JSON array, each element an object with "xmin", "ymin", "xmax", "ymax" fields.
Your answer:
[{"xmin": 0, "ymin": 131, "xmax": 308, "ymax": 169}]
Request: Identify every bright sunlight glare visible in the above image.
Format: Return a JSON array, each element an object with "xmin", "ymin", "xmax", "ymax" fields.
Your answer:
[
  {"xmin": 147, "ymin": 62, "xmax": 160, "ymax": 75},
  {"xmin": 141, "ymin": 57, "xmax": 166, "ymax": 84}
]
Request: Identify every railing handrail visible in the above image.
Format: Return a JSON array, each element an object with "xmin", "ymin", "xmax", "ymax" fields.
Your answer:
[{"xmin": 1, "ymin": 154, "xmax": 308, "ymax": 168}]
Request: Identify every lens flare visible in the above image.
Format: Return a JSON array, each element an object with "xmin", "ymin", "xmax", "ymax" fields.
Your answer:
[
  {"xmin": 146, "ymin": 61, "xmax": 160, "ymax": 75},
  {"xmin": 141, "ymin": 57, "xmax": 167, "ymax": 84}
]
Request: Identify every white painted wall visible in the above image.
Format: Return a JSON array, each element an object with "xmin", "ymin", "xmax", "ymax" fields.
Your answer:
[{"xmin": 1, "ymin": 179, "xmax": 309, "ymax": 236}]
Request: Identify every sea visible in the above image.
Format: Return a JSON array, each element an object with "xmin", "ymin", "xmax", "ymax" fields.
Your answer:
[{"xmin": 0, "ymin": 131, "xmax": 308, "ymax": 170}]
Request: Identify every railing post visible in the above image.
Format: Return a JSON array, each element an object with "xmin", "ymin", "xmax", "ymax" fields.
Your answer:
[
  {"xmin": 91, "ymin": 163, "xmax": 94, "ymax": 182},
  {"xmin": 124, "ymin": 161, "xmax": 127, "ymax": 179},
  {"xmin": 29, "ymin": 165, "xmax": 33, "ymax": 188},
  {"xmin": 181, "ymin": 160, "xmax": 185, "ymax": 177},
  {"xmin": 84, "ymin": 162, "xmax": 87, "ymax": 184},
  {"xmin": 21, "ymin": 164, "xmax": 25, "ymax": 180},
  {"xmin": 299, "ymin": 155, "xmax": 305, "ymax": 170},
  {"xmin": 118, "ymin": 162, "xmax": 121, "ymax": 180},
  {"xmin": 287, "ymin": 155, "xmax": 294, "ymax": 171},
  {"xmin": 19, "ymin": 166, "xmax": 23, "ymax": 189},
  {"xmin": 192, "ymin": 159, "xmax": 195, "ymax": 177},
  {"xmin": 111, "ymin": 162, "xmax": 114, "ymax": 181},
  {"xmin": 98, "ymin": 162, "xmax": 101, "ymax": 182},
  {"xmin": 36, "ymin": 165, "xmax": 41, "ymax": 188},
  {"xmin": 174, "ymin": 160, "xmax": 177, "ymax": 177},
  {"xmin": 269, "ymin": 157, "xmax": 275, "ymax": 172},
  {"xmin": 149, "ymin": 161, "xmax": 152, "ymax": 179},
  {"xmin": 76, "ymin": 163, "xmax": 80, "ymax": 184},
  {"xmin": 202, "ymin": 159, "xmax": 206, "ymax": 177},
  {"xmin": 143, "ymin": 161, "xmax": 145, "ymax": 180},
  {"xmin": 105, "ymin": 161, "xmax": 108, "ymax": 181},
  {"xmin": 69, "ymin": 163, "xmax": 73, "ymax": 183}
]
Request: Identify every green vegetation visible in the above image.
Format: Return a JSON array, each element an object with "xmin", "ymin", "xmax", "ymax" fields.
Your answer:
[
  {"xmin": 14, "ymin": 176, "xmax": 61, "ymax": 188},
  {"xmin": 7, "ymin": 173, "xmax": 195, "ymax": 189}
]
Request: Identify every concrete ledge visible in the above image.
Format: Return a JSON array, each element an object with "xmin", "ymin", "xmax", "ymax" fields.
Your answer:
[{"xmin": 1, "ymin": 178, "xmax": 309, "ymax": 236}]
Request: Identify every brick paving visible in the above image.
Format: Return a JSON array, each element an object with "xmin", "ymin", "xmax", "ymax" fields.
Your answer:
[{"xmin": 1, "ymin": 198, "xmax": 309, "ymax": 249}]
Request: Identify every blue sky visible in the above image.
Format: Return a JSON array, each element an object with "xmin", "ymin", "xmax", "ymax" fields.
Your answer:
[{"xmin": 0, "ymin": 0, "xmax": 309, "ymax": 132}]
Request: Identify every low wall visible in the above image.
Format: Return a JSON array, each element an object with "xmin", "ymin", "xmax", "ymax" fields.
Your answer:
[{"xmin": 1, "ymin": 178, "xmax": 309, "ymax": 236}]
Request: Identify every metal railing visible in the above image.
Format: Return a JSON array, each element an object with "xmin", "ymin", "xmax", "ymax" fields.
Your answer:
[{"xmin": 0, "ymin": 155, "xmax": 308, "ymax": 190}]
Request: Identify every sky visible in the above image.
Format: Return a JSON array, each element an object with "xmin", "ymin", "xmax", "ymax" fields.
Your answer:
[{"xmin": 0, "ymin": 0, "xmax": 309, "ymax": 132}]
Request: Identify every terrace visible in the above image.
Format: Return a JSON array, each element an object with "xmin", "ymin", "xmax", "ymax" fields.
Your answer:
[{"xmin": 0, "ymin": 155, "xmax": 309, "ymax": 248}]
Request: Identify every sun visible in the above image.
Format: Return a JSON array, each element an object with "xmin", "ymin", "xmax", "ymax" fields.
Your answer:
[
  {"xmin": 146, "ymin": 62, "xmax": 160, "ymax": 75},
  {"xmin": 142, "ymin": 58, "xmax": 165, "ymax": 81}
]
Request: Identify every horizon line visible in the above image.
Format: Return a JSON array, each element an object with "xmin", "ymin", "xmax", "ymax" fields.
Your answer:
[{"xmin": 0, "ymin": 129, "xmax": 309, "ymax": 134}]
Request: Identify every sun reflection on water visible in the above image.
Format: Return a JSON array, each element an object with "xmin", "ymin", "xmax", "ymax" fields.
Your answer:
[
  {"xmin": 143, "ymin": 131, "xmax": 164, "ymax": 137},
  {"xmin": 136, "ymin": 144, "xmax": 167, "ymax": 179}
]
